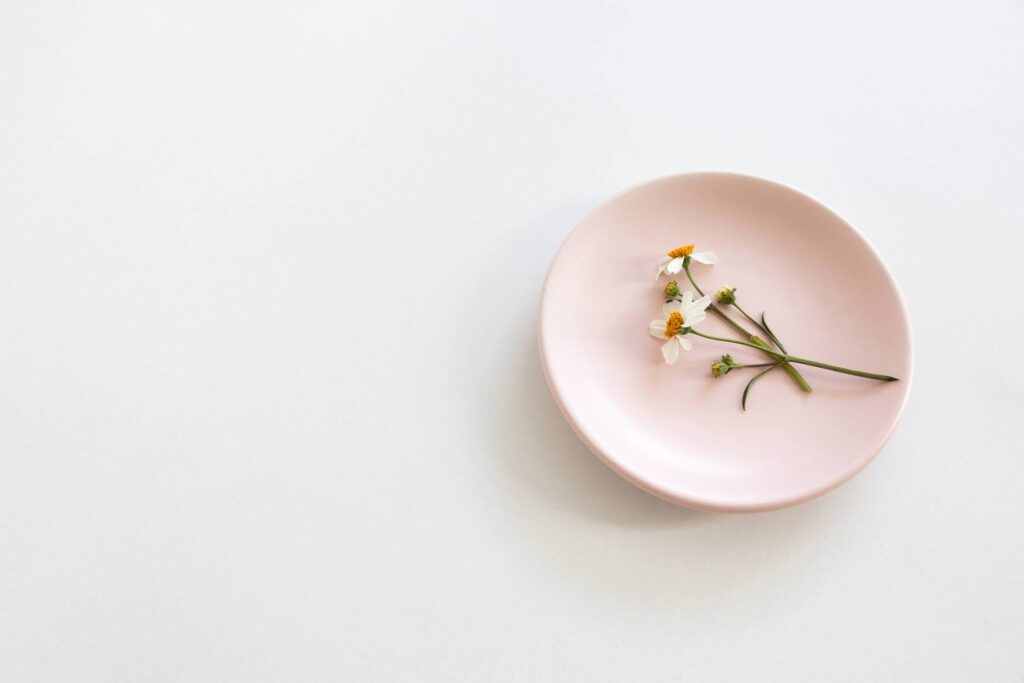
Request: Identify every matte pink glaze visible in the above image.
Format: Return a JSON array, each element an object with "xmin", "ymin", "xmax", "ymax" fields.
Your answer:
[{"xmin": 539, "ymin": 173, "xmax": 913, "ymax": 512}]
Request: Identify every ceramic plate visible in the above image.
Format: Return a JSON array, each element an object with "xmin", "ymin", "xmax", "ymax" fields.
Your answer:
[{"xmin": 539, "ymin": 173, "xmax": 913, "ymax": 512}]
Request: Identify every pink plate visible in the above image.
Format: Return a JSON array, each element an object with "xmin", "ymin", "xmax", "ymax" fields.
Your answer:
[{"xmin": 539, "ymin": 173, "xmax": 913, "ymax": 512}]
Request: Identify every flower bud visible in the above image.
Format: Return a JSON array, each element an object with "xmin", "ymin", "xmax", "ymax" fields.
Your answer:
[
  {"xmin": 711, "ymin": 354, "xmax": 736, "ymax": 378},
  {"xmin": 715, "ymin": 285, "xmax": 736, "ymax": 305},
  {"xmin": 664, "ymin": 280, "xmax": 680, "ymax": 298}
]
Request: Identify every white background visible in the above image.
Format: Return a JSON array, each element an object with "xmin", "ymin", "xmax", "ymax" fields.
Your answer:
[{"xmin": 1, "ymin": 1, "xmax": 1022, "ymax": 680}]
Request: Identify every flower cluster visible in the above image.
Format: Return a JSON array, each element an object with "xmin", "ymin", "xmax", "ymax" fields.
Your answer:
[{"xmin": 648, "ymin": 243, "xmax": 898, "ymax": 409}]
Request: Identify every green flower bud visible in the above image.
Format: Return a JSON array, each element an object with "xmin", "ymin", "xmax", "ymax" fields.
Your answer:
[
  {"xmin": 715, "ymin": 285, "xmax": 736, "ymax": 305},
  {"xmin": 664, "ymin": 280, "xmax": 680, "ymax": 298},
  {"xmin": 711, "ymin": 354, "xmax": 736, "ymax": 378}
]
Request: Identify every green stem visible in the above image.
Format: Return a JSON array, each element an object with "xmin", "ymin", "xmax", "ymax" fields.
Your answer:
[
  {"xmin": 689, "ymin": 331, "xmax": 898, "ymax": 382},
  {"xmin": 691, "ymin": 330, "xmax": 786, "ymax": 356},
  {"xmin": 784, "ymin": 356, "xmax": 899, "ymax": 382},
  {"xmin": 733, "ymin": 302, "xmax": 777, "ymax": 348},
  {"xmin": 757, "ymin": 312, "xmax": 788, "ymax": 354},
  {"xmin": 682, "ymin": 264, "xmax": 747, "ymax": 335},
  {"xmin": 683, "ymin": 262, "xmax": 811, "ymax": 392}
]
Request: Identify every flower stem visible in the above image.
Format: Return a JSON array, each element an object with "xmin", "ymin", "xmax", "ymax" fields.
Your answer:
[
  {"xmin": 690, "ymin": 330, "xmax": 786, "ymax": 356},
  {"xmin": 683, "ymin": 262, "xmax": 812, "ymax": 393},
  {"xmin": 733, "ymin": 302, "xmax": 780, "ymax": 350},
  {"xmin": 689, "ymin": 330, "xmax": 898, "ymax": 382},
  {"xmin": 682, "ymin": 263, "xmax": 749, "ymax": 337},
  {"xmin": 783, "ymin": 356, "xmax": 899, "ymax": 382}
]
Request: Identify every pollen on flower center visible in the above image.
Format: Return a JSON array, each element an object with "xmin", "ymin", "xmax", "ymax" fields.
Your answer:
[
  {"xmin": 667, "ymin": 244, "xmax": 695, "ymax": 259},
  {"xmin": 665, "ymin": 311, "xmax": 684, "ymax": 337}
]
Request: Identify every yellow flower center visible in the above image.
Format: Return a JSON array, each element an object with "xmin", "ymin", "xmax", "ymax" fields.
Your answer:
[
  {"xmin": 665, "ymin": 311, "xmax": 684, "ymax": 337},
  {"xmin": 667, "ymin": 244, "xmax": 695, "ymax": 259}
]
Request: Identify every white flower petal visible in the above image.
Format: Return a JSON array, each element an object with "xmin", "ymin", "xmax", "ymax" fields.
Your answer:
[
  {"xmin": 680, "ymin": 290, "xmax": 694, "ymax": 308},
  {"xmin": 691, "ymin": 251, "xmax": 718, "ymax": 265},
  {"xmin": 662, "ymin": 300, "xmax": 682, "ymax": 316},
  {"xmin": 665, "ymin": 257, "xmax": 684, "ymax": 274},
  {"xmin": 681, "ymin": 295, "xmax": 710, "ymax": 320},
  {"xmin": 685, "ymin": 311, "xmax": 706, "ymax": 327},
  {"xmin": 661, "ymin": 339, "xmax": 680, "ymax": 364},
  {"xmin": 656, "ymin": 259, "xmax": 670, "ymax": 280},
  {"xmin": 677, "ymin": 335, "xmax": 693, "ymax": 351},
  {"xmin": 648, "ymin": 320, "xmax": 667, "ymax": 339}
]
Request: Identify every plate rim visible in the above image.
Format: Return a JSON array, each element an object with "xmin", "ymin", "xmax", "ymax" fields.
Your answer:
[{"xmin": 538, "ymin": 171, "xmax": 915, "ymax": 513}]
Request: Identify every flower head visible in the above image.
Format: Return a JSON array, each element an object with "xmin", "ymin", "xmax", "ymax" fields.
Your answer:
[
  {"xmin": 711, "ymin": 354, "xmax": 737, "ymax": 377},
  {"xmin": 647, "ymin": 290, "xmax": 713, "ymax": 364},
  {"xmin": 656, "ymin": 244, "xmax": 718, "ymax": 279},
  {"xmin": 715, "ymin": 285, "xmax": 736, "ymax": 305}
]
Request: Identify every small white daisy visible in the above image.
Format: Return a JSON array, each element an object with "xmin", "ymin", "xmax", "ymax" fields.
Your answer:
[
  {"xmin": 647, "ymin": 290, "xmax": 712, "ymax": 364},
  {"xmin": 656, "ymin": 244, "xmax": 718, "ymax": 279}
]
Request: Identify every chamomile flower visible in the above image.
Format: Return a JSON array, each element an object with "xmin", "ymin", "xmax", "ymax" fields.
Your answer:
[
  {"xmin": 656, "ymin": 244, "xmax": 718, "ymax": 279},
  {"xmin": 647, "ymin": 290, "xmax": 712, "ymax": 364}
]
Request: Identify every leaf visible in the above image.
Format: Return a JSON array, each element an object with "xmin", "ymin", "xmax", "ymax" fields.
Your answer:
[
  {"xmin": 741, "ymin": 364, "xmax": 780, "ymax": 411},
  {"xmin": 759, "ymin": 313, "xmax": 787, "ymax": 353}
]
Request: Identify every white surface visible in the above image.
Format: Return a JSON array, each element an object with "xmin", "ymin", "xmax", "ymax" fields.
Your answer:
[{"xmin": 1, "ymin": 0, "xmax": 1022, "ymax": 680}]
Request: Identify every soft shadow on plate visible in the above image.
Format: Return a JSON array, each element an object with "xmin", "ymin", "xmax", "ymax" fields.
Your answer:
[
  {"xmin": 497, "ymin": 327, "xmax": 695, "ymax": 527},
  {"xmin": 473, "ymin": 201, "xmax": 695, "ymax": 527}
]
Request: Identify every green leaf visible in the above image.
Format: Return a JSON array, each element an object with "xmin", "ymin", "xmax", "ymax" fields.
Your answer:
[
  {"xmin": 759, "ymin": 313, "xmax": 787, "ymax": 353},
  {"xmin": 741, "ymin": 364, "xmax": 779, "ymax": 411}
]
